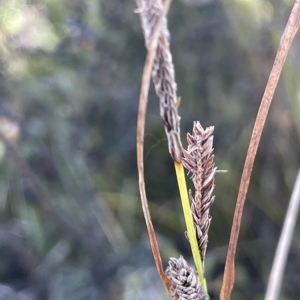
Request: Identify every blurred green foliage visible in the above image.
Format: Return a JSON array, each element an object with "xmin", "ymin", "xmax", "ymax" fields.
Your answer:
[{"xmin": 0, "ymin": 0, "xmax": 299, "ymax": 299}]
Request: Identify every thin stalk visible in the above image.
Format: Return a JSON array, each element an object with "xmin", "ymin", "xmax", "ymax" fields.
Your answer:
[
  {"xmin": 136, "ymin": 0, "xmax": 174, "ymax": 295},
  {"xmin": 174, "ymin": 162, "xmax": 207, "ymax": 292},
  {"xmin": 220, "ymin": 1, "xmax": 300, "ymax": 299},
  {"xmin": 265, "ymin": 171, "xmax": 300, "ymax": 300}
]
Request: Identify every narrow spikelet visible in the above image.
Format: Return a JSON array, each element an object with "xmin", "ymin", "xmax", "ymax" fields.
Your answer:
[
  {"xmin": 136, "ymin": 0, "xmax": 182, "ymax": 162},
  {"xmin": 182, "ymin": 121, "xmax": 217, "ymax": 264},
  {"xmin": 166, "ymin": 256, "xmax": 209, "ymax": 300}
]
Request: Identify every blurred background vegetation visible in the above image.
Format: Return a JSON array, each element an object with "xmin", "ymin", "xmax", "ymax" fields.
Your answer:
[{"xmin": 0, "ymin": 0, "xmax": 299, "ymax": 299}]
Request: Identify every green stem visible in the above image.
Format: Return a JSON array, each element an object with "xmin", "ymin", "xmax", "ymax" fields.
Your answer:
[{"xmin": 174, "ymin": 162, "xmax": 207, "ymax": 292}]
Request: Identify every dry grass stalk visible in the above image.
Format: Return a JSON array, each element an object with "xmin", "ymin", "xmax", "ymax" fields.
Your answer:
[
  {"xmin": 182, "ymin": 121, "xmax": 216, "ymax": 264},
  {"xmin": 220, "ymin": 1, "xmax": 300, "ymax": 299},
  {"xmin": 136, "ymin": 0, "xmax": 175, "ymax": 295},
  {"xmin": 265, "ymin": 171, "xmax": 300, "ymax": 300},
  {"xmin": 136, "ymin": 0, "xmax": 182, "ymax": 162},
  {"xmin": 136, "ymin": 2, "xmax": 207, "ymax": 296},
  {"xmin": 166, "ymin": 256, "xmax": 208, "ymax": 300}
]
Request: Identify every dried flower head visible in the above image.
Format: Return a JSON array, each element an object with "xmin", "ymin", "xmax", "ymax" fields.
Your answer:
[
  {"xmin": 166, "ymin": 256, "xmax": 209, "ymax": 300},
  {"xmin": 136, "ymin": 0, "xmax": 182, "ymax": 162},
  {"xmin": 182, "ymin": 121, "xmax": 217, "ymax": 263}
]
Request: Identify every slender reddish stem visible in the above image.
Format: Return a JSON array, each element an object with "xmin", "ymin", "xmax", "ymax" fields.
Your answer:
[
  {"xmin": 220, "ymin": 1, "xmax": 300, "ymax": 299},
  {"xmin": 136, "ymin": 0, "xmax": 174, "ymax": 295}
]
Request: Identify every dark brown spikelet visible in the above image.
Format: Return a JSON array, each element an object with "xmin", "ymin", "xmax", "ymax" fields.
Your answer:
[
  {"xmin": 136, "ymin": 0, "xmax": 182, "ymax": 162},
  {"xmin": 166, "ymin": 256, "xmax": 209, "ymax": 300},
  {"xmin": 182, "ymin": 121, "xmax": 217, "ymax": 264}
]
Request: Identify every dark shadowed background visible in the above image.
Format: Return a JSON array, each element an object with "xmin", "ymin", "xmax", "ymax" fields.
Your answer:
[{"xmin": 0, "ymin": 0, "xmax": 299, "ymax": 299}]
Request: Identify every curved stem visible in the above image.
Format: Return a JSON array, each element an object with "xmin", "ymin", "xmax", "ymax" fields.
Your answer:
[{"xmin": 136, "ymin": 0, "xmax": 173, "ymax": 295}]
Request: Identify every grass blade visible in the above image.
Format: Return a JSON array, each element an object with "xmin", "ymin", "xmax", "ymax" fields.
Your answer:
[{"xmin": 265, "ymin": 171, "xmax": 300, "ymax": 300}]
